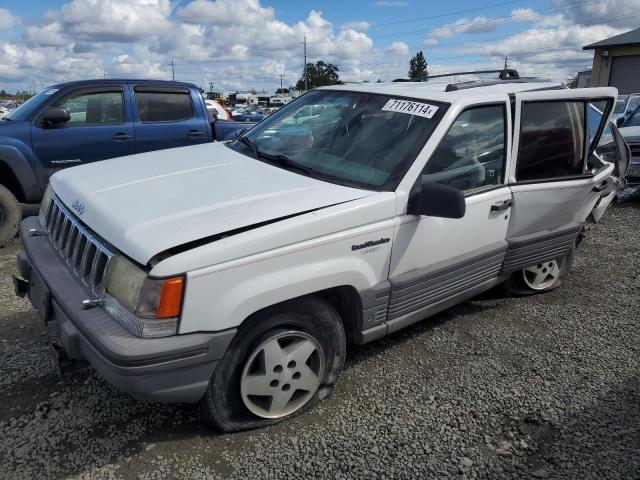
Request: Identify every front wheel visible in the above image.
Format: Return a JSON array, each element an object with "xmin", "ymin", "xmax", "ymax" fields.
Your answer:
[
  {"xmin": 0, "ymin": 184, "xmax": 20, "ymax": 248},
  {"xmin": 200, "ymin": 296, "xmax": 346, "ymax": 432},
  {"xmin": 504, "ymin": 246, "xmax": 575, "ymax": 295}
]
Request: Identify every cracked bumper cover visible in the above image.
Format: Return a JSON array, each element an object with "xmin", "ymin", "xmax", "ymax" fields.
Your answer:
[{"xmin": 16, "ymin": 216, "xmax": 236, "ymax": 404}]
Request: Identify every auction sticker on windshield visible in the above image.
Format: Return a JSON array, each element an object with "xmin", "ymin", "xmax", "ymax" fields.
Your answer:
[{"xmin": 382, "ymin": 99, "xmax": 439, "ymax": 119}]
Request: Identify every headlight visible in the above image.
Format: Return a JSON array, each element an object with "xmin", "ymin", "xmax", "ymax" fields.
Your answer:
[
  {"xmin": 39, "ymin": 185, "xmax": 54, "ymax": 227},
  {"xmin": 103, "ymin": 255, "xmax": 184, "ymax": 338}
]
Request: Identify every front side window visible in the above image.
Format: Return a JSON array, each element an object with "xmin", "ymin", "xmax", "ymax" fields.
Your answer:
[
  {"xmin": 421, "ymin": 105, "xmax": 505, "ymax": 193},
  {"xmin": 233, "ymin": 90, "xmax": 448, "ymax": 191},
  {"xmin": 134, "ymin": 90, "xmax": 194, "ymax": 123},
  {"xmin": 516, "ymin": 101, "xmax": 585, "ymax": 181},
  {"xmin": 53, "ymin": 90, "xmax": 124, "ymax": 126}
]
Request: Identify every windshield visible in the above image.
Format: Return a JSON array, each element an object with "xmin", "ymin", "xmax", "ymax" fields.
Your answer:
[
  {"xmin": 4, "ymin": 88, "xmax": 58, "ymax": 121},
  {"xmin": 613, "ymin": 96, "xmax": 628, "ymax": 114},
  {"xmin": 229, "ymin": 89, "xmax": 448, "ymax": 191}
]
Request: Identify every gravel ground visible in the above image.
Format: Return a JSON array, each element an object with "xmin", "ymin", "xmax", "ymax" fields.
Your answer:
[{"xmin": 0, "ymin": 197, "xmax": 639, "ymax": 480}]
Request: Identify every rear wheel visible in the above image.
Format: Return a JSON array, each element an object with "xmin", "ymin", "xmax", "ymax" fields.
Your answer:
[
  {"xmin": 504, "ymin": 246, "xmax": 575, "ymax": 295},
  {"xmin": 0, "ymin": 184, "xmax": 20, "ymax": 248},
  {"xmin": 200, "ymin": 296, "xmax": 346, "ymax": 432}
]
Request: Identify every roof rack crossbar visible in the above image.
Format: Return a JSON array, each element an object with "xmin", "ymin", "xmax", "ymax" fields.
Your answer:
[
  {"xmin": 426, "ymin": 69, "xmax": 519, "ymax": 80},
  {"xmin": 392, "ymin": 69, "xmax": 520, "ymax": 83}
]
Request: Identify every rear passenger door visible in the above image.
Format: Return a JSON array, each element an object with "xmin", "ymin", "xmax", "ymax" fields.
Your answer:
[
  {"xmin": 132, "ymin": 85, "xmax": 210, "ymax": 153},
  {"xmin": 504, "ymin": 88, "xmax": 617, "ymax": 272}
]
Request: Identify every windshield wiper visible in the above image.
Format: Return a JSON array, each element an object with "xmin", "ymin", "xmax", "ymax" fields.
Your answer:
[
  {"xmin": 236, "ymin": 135, "xmax": 257, "ymax": 156},
  {"xmin": 256, "ymin": 150, "xmax": 316, "ymax": 176},
  {"xmin": 236, "ymin": 135, "xmax": 316, "ymax": 176}
]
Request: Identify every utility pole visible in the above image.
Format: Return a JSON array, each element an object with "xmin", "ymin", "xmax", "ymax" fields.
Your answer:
[
  {"xmin": 170, "ymin": 58, "xmax": 175, "ymax": 81},
  {"xmin": 103, "ymin": 68, "xmax": 107, "ymax": 79},
  {"xmin": 279, "ymin": 74, "xmax": 284, "ymax": 93},
  {"xmin": 303, "ymin": 34, "xmax": 307, "ymax": 91}
]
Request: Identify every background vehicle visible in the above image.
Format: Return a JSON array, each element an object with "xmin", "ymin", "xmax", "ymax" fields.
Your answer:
[
  {"xmin": 14, "ymin": 72, "xmax": 629, "ymax": 433},
  {"xmin": 204, "ymin": 98, "xmax": 231, "ymax": 121},
  {"xmin": 233, "ymin": 109, "xmax": 267, "ymax": 122},
  {"xmin": 0, "ymin": 79, "xmax": 254, "ymax": 246},
  {"xmin": 619, "ymin": 105, "xmax": 640, "ymax": 185},
  {"xmin": 613, "ymin": 93, "xmax": 640, "ymax": 126}
]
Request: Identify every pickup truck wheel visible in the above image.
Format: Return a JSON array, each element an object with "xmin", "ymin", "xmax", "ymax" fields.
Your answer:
[
  {"xmin": 0, "ymin": 184, "xmax": 20, "ymax": 248},
  {"xmin": 200, "ymin": 296, "xmax": 346, "ymax": 432},
  {"xmin": 504, "ymin": 245, "xmax": 575, "ymax": 296}
]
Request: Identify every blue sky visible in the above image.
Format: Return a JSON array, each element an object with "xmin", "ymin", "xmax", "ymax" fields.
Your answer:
[{"xmin": 0, "ymin": 0, "xmax": 636, "ymax": 92}]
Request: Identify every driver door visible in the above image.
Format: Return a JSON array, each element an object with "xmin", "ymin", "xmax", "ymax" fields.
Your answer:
[{"xmin": 387, "ymin": 99, "xmax": 513, "ymax": 333}]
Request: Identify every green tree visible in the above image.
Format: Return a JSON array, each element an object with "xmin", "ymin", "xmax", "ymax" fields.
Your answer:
[
  {"xmin": 296, "ymin": 61, "xmax": 341, "ymax": 90},
  {"xmin": 408, "ymin": 51, "xmax": 428, "ymax": 80}
]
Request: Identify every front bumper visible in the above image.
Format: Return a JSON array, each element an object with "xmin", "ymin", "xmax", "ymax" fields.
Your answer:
[{"xmin": 16, "ymin": 216, "xmax": 236, "ymax": 403}]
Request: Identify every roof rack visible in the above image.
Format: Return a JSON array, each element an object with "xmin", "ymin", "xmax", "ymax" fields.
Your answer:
[
  {"xmin": 390, "ymin": 69, "xmax": 552, "ymax": 92},
  {"xmin": 392, "ymin": 69, "xmax": 521, "ymax": 83}
]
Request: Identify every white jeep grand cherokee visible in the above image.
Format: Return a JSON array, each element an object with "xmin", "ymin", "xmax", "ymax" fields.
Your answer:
[{"xmin": 14, "ymin": 75, "xmax": 629, "ymax": 431}]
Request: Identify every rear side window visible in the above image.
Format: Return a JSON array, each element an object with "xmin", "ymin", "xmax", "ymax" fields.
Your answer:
[
  {"xmin": 422, "ymin": 104, "xmax": 506, "ymax": 194},
  {"xmin": 135, "ymin": 90, "xmax": 194, "ymax": 123},
  {"xmin": 516, "ymin": 101, "xmax": 585, "ymax": 181}
]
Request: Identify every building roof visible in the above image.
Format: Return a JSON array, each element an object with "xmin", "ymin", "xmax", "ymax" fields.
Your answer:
[{"xmin": 583, "ymin": 27, "xmax": 640, "ymax": 50}]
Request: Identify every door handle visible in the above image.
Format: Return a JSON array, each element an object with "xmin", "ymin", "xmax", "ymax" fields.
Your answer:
[
  {"xmin": 490, "ymin": 200, "xmax": 512, "ymax": 212},
  {"xmin": 187, "ymin": 130, "xmax": 204, "ymax": 137},
  {"xmin": 592, "ymin": 180, "xmax": 609, "ymax": 193},
  {"xmin": 112, "ymin": 133, "xmax": 132, "ymax": 141}
]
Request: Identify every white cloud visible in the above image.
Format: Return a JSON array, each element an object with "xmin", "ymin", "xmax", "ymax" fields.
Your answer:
[
  {"xmin": 341, "ymin": 21, "xmax": 371, "ymax": 31},
  {"xmin": 1, "ymin": 0, "xmax": 635, "ymax": 92},
  {"xmin": 0, "ymin": 8, "xmax": 17, "ymax": 30},
  {"xmin": 385, "ymin": 41, "xmax": 410, "ymax": 55},
  {"xmin": 51, "ymin": 0, "xmax": 172, "ymax": 42},
  {"xmin": 551, "ymin": 0, "xmax": 639, "ymax": 29},
  {"xmin": 25, "ymin": 23, "xmax": 69, "ymax": 47},
  {"xmin": 177, "ymin": 0, "xmax": 275, "ymax": 27}
]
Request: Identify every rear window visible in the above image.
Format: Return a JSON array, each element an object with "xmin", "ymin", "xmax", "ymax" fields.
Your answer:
[
  {"xmin": 134, "ymin": 90, "xmax": 194, "ymax": 123},
  {"xmin": 516, "ymin": 101, "xmax": 585, "ymax": 181}
]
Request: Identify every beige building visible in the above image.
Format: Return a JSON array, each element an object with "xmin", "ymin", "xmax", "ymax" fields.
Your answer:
[{"xmin": 584, "ymin": 27, "xmax": 640, "ymax": 94}]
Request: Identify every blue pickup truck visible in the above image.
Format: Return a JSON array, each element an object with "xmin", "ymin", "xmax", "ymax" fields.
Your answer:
[{"xmin": 0, "ymin": 79, "xmax": 254, "ymax": 245}]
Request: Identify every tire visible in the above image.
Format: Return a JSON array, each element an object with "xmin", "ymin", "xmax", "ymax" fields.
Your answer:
[
  {"xmin": 0, "ymin": 184, "xmax": 20, "ymax": 248},
  {"xmin": 504, "ymin": 244, "xmax": 575, "ymax": 296},
  {"xmin": 200, "ymin": 296, "xmax": 346, "ymax": 432}
]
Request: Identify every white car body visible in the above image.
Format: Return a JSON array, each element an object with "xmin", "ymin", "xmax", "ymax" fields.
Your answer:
[{"xmin": 16, "ymin": 79, "xmax": 627, "ymax": 416}]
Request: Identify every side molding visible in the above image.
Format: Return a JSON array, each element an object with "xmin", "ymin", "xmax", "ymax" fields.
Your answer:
[{"xmin": 502, "ymin": 224, "xmax": 581, "ymax": 273}]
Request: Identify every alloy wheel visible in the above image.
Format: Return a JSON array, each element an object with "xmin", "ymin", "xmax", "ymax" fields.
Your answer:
[
  {"xmin": 522, "ymin": 259, "xmax": 564, "ymax": 290},
  {"xmin": 240, "ymin": 330, "xmax": 325, "ymax": 419}
]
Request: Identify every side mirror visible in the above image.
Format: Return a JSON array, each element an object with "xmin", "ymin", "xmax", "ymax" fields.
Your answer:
[
  {"xmin": 41, "ymin": 107, "xmax": 70, "ymax": 126},
  {"xmin": 407, "ymin": 180, "xmax": 466, "ymax": 219},
  {"xmin": 611, "ymin": 122, "xmax": 630, "ymax": 179},
  {"xmin": 615, "ymin": 116, "xmax": 624, "ymax": 128}
]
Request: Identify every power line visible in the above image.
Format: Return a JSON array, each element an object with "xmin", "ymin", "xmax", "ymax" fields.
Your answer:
[{"xmin": 368, "ymin": 0, "xmax": 526, "ymax": 29}]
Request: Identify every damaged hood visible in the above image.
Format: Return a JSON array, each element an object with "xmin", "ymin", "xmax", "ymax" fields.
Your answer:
[{"xmin": 50, "ymin": 142, "xmax": 374, "ymax": 264}]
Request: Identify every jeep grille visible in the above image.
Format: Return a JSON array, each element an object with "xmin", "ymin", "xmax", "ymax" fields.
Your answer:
[{"xmin": 44, "ymin": 196, "xmax": 114, "ymax": 294}]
